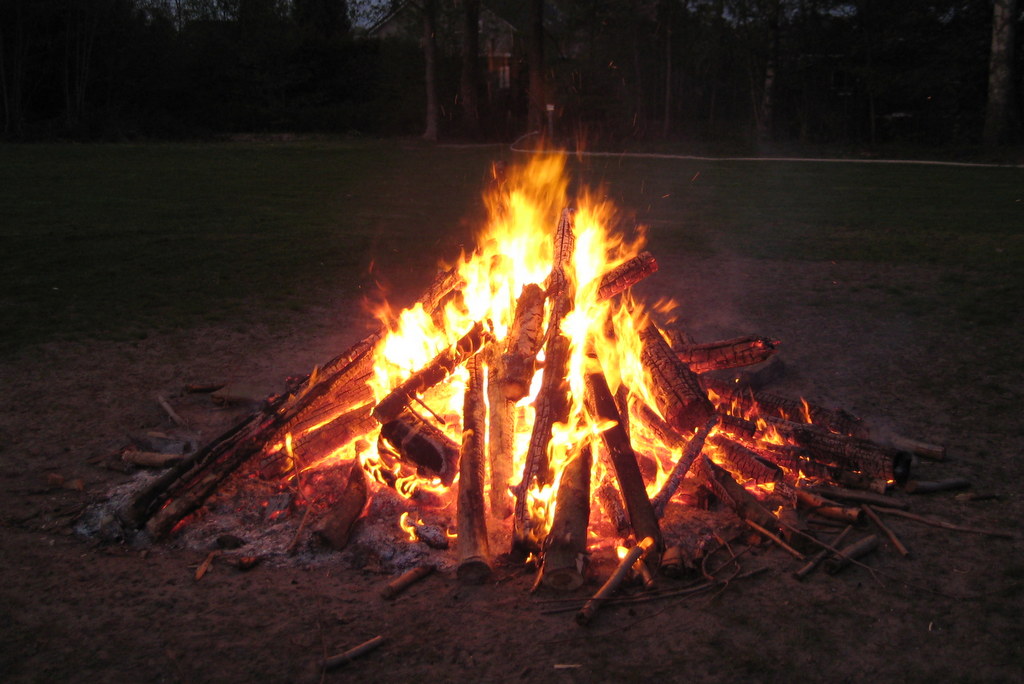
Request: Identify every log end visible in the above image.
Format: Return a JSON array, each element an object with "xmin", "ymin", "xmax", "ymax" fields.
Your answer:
[
  {"xmin": 542, "ymin": 567, "xmax": 585, "ymax": 591},
  {"xmin": 456, "ymin": 557, "xmax": 493, "ymax": 584}
]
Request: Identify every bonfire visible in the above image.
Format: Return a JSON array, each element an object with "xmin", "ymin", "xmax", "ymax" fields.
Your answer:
[{"xmin": 109, "ymin": 153, "xmax": 954, "ymax": 620}]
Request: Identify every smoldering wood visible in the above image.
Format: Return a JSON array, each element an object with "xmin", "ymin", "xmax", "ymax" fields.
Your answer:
[
  {"xmin": 545, "ymin": 207, "xmax": 576, "ymax": 299},
  {"xmin": 313, "ymin": 462, "xmax": 370, "ymax": 550},
  {"xmin": 695, "ymin": 454, "xmax": 780, "ymax": 532},
  {"xmin": 380, "ymin": 565, "xmax": 435, "ymax": 599},
  {"xmin": 717, "ymin": 413, "xmax": 758, "ymax": 440},
  {"xmin": 640, "ymin": 324, "xmax": 715, "ymax": 434},
  {"xmin": 793, "ymin": 488, "xmax": 865, "ymax": 524},
  {"xmin": 576, "ymin": 536, "xmax": 655, "ymax": 626},
  {"xmin": 500, "ymin": 283, "xmax": 546, "ymax": 401},
  {"xmin": 707, "ymin": 433, "xmax": 783, "ymax": 485},
  {"xmin": 765, "ymin": 417, "xmax": 910, "ymax": 484},
  {"xmin": 596, "ymin": 251, "xmax": 658, "ymax": 300},
  {"xmin": 457, "ymin": 356, "xmax": 492, "ymax": 584},
  {"xmin": 824, "ymin": 534, "xmax": 879, "ymax": 574},
  {"xmin": 705, "ymin": 379, "xmax": 866, "ymax": 437},
  {"xmin": 378, "ymin": 414, "xmax": 460, "ymax": 486},
  {"xmin": 485, "ymin": 348, "xmax": 515, "ymax": 519},
  {"xmin": 630, "ymin": 396, "xmax": 687, "ymax": 452},
  {"xmin": 372, "ymin": 321, "xmax": 490, "ymax": 424},
  {"xmin": 596, "ymin": 481, "xmax": 630, "ymax": 536},
  {"xmin": 586, "ymin": 366, "xmax": 663, "ymax": 558},
  {"xmin": 542, "ymin": 443, "xmax": 592, "ymax": 591},
  {"xmin": 268, "ymin": 369, "xmax": 375, "ymax": 448},
  {"xmin": 673, "ymin": 336, "xmax": 780, "ymax": 374},
  {"xmin": 650, "ymin": 415, "xmax": 719, "ymax": 519}
]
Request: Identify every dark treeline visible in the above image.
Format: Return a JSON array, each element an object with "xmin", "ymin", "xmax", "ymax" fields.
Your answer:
[{"xmin": 0, "ymin": 0, "xmax": 1019, "ymax": 147}]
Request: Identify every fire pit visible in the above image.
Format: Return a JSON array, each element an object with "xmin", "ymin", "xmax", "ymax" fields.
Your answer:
[{"xmin": 83, "ymin": 153, "xmax": 969, "ymax": 620}]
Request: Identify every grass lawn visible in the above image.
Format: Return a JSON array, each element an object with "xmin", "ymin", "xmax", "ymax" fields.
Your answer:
[{"xmin": 1, "ymin": 140, "xmax": 1021, "ymax": 354}]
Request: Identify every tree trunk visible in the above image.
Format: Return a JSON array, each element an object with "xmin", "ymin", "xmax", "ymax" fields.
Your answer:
[
  {"xmin": 422, "ymin": 0, "xmax": 439, "ymax": 141},
  {"xmin": 460, "ymin": 0, "xmax": 481, "ymax": 138},
  {"xmin": 984, "ymin": 0, "xmax": 1018, "ymax": 147}
]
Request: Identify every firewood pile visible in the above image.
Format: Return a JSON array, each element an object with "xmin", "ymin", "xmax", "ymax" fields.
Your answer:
[{"xmin": 80, "ymin": 155, "xmax": 1010, "ymax": 628}]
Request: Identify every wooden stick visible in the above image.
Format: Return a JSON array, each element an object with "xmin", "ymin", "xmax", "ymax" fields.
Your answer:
[
  {"xmin": 650, "ymin": 414, "xmax": 719, "ymax": 518},
  {"xmin": 861, "ymin": 504, "xmax": 910, "ymax": 557},
  {"xmin": 156, "ymin": 394, "xmax": 188, "ymax": 429},
  {"xmin": 695, "ymin": 454, "xmax": 780, "ymax": 532},
  {"xmin": 457, "ymin": 356, "xmax": 492, "ymax": 584},
  {"xmin": 321, "ymin": 635, "xmax": 385, "ymax": 671},
  {"xmin": 576, "ymin": 537, "xmax": 655, "ymax": 626},
  {"xmin": 889, "ymin": 433, "xmax": 946, "ymax": 461},
  {"xmin": 803, "ymin": 484, "xmax": 909, "ymax": 510},
  {"xmin": 794, "ymin": 488, "xmax": 864, "ymax": 524},
  {"xmin": 871, "ymin": 506, "xmax": 1019, "ymax": 540},
  {"xmin": 378, "ymin": 414, "xmax": 461, "ymax": 486},
  {"xmin": 380, "ymin": 565, "xmax": 435, "ymax": 599},
  {"xmin": 794, "ymin": 525, "xmax": 854, "ymax": 580},
  {"xmin": 745, "ymin": 519, "xmax": 805, "ymax": 561},
  {"xmin": 824, "ymin": 535, "xmax": 879, "ymax": 574}
]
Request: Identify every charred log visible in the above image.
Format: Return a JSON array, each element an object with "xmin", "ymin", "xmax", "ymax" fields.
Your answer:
[
  {"xmin": 485, "ymin": 348, "xmax": 515, "ymax": 519},
  {"xmin": 650, "ymin": 415, "xmax": 719, "ymax": 518},
  {"xmin": 705, "ymin": 379, "xmax": 865, "ymax": 437},
  {"xmin": 378, "ymin": 414, "xmax": 460, "ymax": 486},
  {"xmin": 501, "ymin": 283, "xmax": 546, "ymax": 401},
  {"xmin": 694, "ymin": 454, "xmax": 780, "ymax": 532},
  {"xmin": 707, "ymin": 433, "xmax": 783, "ymax": 485},
  {"xmin": 640, "ymin": 324, "xmax": 715, "ymax": 433},
  {"xmin": 674, "ymin": 336, "xmax": 779, "ymax": 373},
  {"xmin": 597, "ymin": 251, "xmax": 658, "ymax": 300}
]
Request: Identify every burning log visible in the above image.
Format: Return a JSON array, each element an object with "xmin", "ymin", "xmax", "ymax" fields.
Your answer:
[
  {"xmin": 717, "ymin": 413, "xmax": 758, "ymax": 440},
  {"xmin": 485, "ymin": 349, "xmax": 515, "ymax": 519},
  {"xmin": 513, "ymin": 332, "xmax": 572, "ymax": 550},
  {"xmin": 576, "ymin": 536, "xmax": 656, "ymax": 626},
  {"xmin": 542, "ymin": 443, "xmax": 592, "ymax": 590},
  {"xmin": 457, "ymin": 356, "xmax": 492, "ymax": 584},
  {"xmin": 596, "ymin": 251, "xmax": 658, "ymax": 300},
  {"xmin": 694, "ymin": 454, "xmax": 780, "ymax": 533},
  {"xmin": 501, "ymin": 283, "xmax": 546, "ymax": 401},
  {"xmin": 596, "ymin": 481, "xmax": 629, "ymax": 536},
  {"xmin": 630, "ymin": 397, "xmax": 687, "ymax": 452},
  {"xmin": 707, "ymin": 433, "xmax": 783, "ymax": 485},
  {"xmin": 640, "ymin": 324, "xmax": 715, "ymax": 434},
  {"xmin": 706, "ymin": 379, "xmax": 866, "ymax": 437},
  {"xmin": 824, "ymin": 534, "xmax": 880, "ymax": 574},
  {"xmin": 313, "ymin": 462, "xmax": 369, "ymax": 550},
  {"xmin": 672, "ymin": 335, "xmax": 780, "ymax": 374},
  {"xmin": 372, "ymin": 321, "xmax": 490, "ymax": 424},
  {"xmin": 650, "ymin": 415, "xmax": 719, "ymax": 518},
  {"xmin": 586, "ymin": 366, "xmax": 662, "ymax": 560},
  {"xmin": 513, "ymin": 210, "xmax": 578, "ymax": 551},
  {"xmin": 378, "ymin": 414, "xmax": 460, "ymax": 486},
  {"xmin": 766, "ymin": 417, "xmax": 911, "ymax": 484},
  {"xmin": 802, "ymin": 484, "xmax": 907, "ymax": 509}
]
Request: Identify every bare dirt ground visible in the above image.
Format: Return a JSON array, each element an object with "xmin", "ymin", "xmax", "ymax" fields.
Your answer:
[{"xmin": 1, "ymin": 255, "xmax": 1021, "ymax": 683}]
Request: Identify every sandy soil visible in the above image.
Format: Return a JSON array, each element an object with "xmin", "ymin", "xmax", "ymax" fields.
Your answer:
[{"xmin": 1, "ymin": 255, "xmax": 1021, "ymax": 683}]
